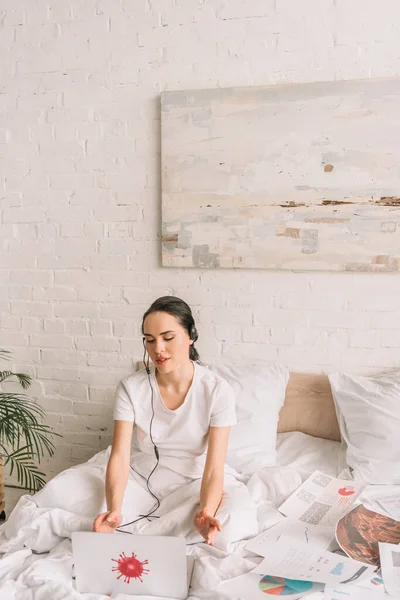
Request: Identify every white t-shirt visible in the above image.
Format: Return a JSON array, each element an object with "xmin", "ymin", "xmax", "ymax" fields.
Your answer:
[{"xmin": 113, "ymin": 362, "xmax": 237, "ymax": 478}]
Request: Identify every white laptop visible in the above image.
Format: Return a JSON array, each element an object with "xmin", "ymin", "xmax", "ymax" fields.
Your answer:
[{"xmin": 72, "ymin": 531, "xmax": 194, "ymax": 598}]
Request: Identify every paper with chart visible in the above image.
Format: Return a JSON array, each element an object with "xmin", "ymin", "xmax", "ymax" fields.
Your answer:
[
  {"xmin": 376, "ymin": 495, "xmax": 400, "ymax": 521},
  {"xmin": 324, "ymin": 571, "xmax": 386, "ymax": 599},
  {"xmin": 218, "ymin": 571, "xmax": 324, "ymax": 600},
  {"xmin": 379, "ymin": 542, "xmax": 400, "ymax": 597},
  {"xmin": 323, "ymin": 584, "xmax": 381, "ymax": 599},
  {"xmin": 245, "ymin": 517, "xmax": 334, "ymax": 557},
  {"xmin": 251, "ymin": 535, "xmax": 376, "ymax": 585},
  {"xmin": 278, "ymin": 471, "xmax": 364, "ymax": 527}
]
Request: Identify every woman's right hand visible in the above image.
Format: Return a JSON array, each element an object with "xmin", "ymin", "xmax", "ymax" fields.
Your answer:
[{"xmin": 93, "ymin": 510, "xmax": 122, "ymax": 533}]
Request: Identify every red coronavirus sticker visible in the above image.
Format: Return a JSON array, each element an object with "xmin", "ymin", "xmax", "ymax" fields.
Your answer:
[{"xmin": 111, "ymin": 551, "xmax": 150, "ymax": 584}]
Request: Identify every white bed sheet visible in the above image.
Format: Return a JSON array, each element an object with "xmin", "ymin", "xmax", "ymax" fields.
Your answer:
[{"xmin": 0, "ymin": 433, "xmax": 391, "ymax": 600}]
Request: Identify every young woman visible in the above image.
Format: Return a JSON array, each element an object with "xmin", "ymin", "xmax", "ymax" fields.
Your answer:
[{"xmin": 93, "ymin": 296, "xmax": 256, "ymax": 547}]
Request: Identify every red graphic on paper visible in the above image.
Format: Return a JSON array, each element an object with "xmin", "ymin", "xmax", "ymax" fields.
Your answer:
[
  {"xmin": 111, "ymin": 551, "xmax": 150, "ymax": 583},
  {"xmin": 338, "ymin": 487, "xmax": 355, "ymax": 496}
]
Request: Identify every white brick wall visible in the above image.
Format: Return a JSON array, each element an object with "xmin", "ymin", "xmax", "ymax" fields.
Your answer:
[{"xmin": 1, "ymin": 0, "xmax": 400, "ymax": 480}]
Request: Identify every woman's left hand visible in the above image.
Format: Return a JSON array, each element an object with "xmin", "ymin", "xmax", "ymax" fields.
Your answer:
[{"xmin": 194, "ymin": 508, "xmax": 221, "ymax": 546}]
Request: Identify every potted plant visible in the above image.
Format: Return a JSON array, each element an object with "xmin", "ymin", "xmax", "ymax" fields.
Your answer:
[{"xmin": 0, "ymin": 349, "xmax": 60, "ymax": 520}]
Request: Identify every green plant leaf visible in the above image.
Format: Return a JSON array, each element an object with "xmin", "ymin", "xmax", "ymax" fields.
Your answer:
[
  {"xmin": 0, "ymin": 393, "xmax": 45, "ymax": 422},
  {"xmin": 0, "ymin": 371, "xmax": 14, "ymax": 383},
  {"xmin": 24, "ymin": 423, "xmax": 60, "ymax": 461},
  {"xmin": 0, "ymin": 349, "xmax": 11, "ymax": 361},
  {"xmin": 14, "ymin": 373, "xmax": 33, "ymax": 389},
  {"xmin": 0, "ymin": 413, "xmax": 21, "ymax": 448},
  {"xmin": 0, "ymin": 394, "xmax": 60, "ymax": 458},
  {"xmin": 3, "ymin": 446, "xmax": 47, "ymax": 492},
  {"xmin": 0, "ymin": 351, "xmax": 62, "ymax": 491},
  {"xmin": 0, "ymin": 371, "xmax": 32, "ymax": 389}
]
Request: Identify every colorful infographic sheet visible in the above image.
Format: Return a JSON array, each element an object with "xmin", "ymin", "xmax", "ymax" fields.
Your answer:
[
  {"xmin": 251, "ymin": 536, "xmax": 376, "ymax": 586},
  {"xmin": 279, "ymin": 471, "xmax": 364, "ymax": 528}
]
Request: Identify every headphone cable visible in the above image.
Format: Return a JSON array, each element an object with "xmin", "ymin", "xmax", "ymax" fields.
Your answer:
[{"xmin": 116, "ymin": 355, "xmax": 161, "ymax": 533}]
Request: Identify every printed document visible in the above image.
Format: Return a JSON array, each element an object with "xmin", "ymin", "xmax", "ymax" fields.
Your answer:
[
  {"xmin": 336, "ymin": 503, "xmax": 400, "ymax": 567},
  {"xmin": 251, "ymin": 535, "xmax": 376, "ymax": 586},
  {"xmin": 379, "ymin": 542, "xmax": 400, "ymax": 597},
  {"xmin": 323, "ymin": 584, "xmax": 382, "ymax": 599},
  {"xmin": 376, "ymin": 496, "xmax": 400, "ymax": 521},
  {"xmin": 218, "ymin": 571, "xmax": 324, "ymax": 600},
  {"xmin": 246, "ymin": 517, "xmax": 334, "ymax": 557},
  {"xmin": 279, "ymin": 471, "xmax": 364, "ymax": 527}
]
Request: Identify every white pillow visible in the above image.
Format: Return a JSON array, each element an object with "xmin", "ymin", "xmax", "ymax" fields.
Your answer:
[
  {"xmin": 328, "ymin": 370, "xmax": 400, "ymax": 485},
  {"xmin": 209, "ymin": 363, "xmax": 289, "ymax": 476}
]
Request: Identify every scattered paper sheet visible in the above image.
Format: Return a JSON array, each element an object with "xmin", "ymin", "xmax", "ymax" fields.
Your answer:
[
  {"xmin": 379, "ymin": 542, "xmax": 400, "ymax": 597},
  {"xmin": 350, "ymin": 572, "xmax": 386, "ymax": 596},
  {"xmin": 323, "ymin": 583, "xmax": 380, "ymax": 599},
  {"xmin": 252, "ymin": 535, "xmax": 376, "ymax": 586},
  {"xmin": 218, "ymin": 571, "xmax": 323, "ymax": 600},
  {"xmin": 246, "ymin": 517, "xmax": 334, "ymax": 556},
  {"xmin": 278, "ymin": 471, "xmax": 364, "ymax": 527},
  {"xmin": 336, "ymin": 504, "xmax": 400, "ymax": 567},
  {"xmin": 376, "ymin": 496, "xmax": 400, "ymax": 521}
]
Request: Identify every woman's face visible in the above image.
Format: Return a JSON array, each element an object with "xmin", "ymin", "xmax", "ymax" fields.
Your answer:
[{"xmin": 143, "ymin": 311, "xmax": 193, "ymax": 374}]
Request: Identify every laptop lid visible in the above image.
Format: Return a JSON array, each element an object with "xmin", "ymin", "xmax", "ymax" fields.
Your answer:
[{"xmin": 72, "ymin": 532, "xmax": 191, "ymax": 598}]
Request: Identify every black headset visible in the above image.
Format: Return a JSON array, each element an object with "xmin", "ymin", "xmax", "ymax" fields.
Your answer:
[
  {"xmin": 189, "ymin": 323, "xmax": 198, "ymax": 343},
  {"xmin": 143, "ymin": 322, "xmax": 198, "ymax": 374},
  {"xmin": 116, "ymin": 322, "xmax": 198, "ymax": 533}
]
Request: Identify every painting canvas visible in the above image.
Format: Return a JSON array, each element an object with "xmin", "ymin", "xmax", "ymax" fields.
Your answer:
[{"xmin": 161, "ymin": 78, "xmax": 400, "ymax": 271}]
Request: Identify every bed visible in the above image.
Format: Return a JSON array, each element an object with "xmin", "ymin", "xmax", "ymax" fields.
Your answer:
[{"xmin": 0, "ymin": 371, "xmax": 397, "ymax": 599}]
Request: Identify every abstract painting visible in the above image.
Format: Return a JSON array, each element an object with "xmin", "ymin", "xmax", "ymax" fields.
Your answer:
[{"xmin": 161, "ymin": 78, "xmax": 400, "ymax": 271}]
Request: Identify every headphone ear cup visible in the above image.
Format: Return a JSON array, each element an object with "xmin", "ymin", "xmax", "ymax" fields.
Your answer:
[{"xmin": 190, "ymin": 325, "xmax": 198, "ymax": 342}]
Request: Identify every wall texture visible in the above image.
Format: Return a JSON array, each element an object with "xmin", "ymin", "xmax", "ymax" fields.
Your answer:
[{"xmin": 1, "ymin": 0, "xmax": 400, "ymax": 479}]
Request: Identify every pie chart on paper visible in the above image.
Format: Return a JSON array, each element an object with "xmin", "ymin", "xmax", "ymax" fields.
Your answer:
[{"xmin": 259, "ymin": 575, "xmax": 314, "ymax": 597}]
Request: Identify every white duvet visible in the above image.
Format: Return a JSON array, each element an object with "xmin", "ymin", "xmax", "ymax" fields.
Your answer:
[{"xmin": 0, "ymin": 433, "xmax": 395, "ymax": 600}]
